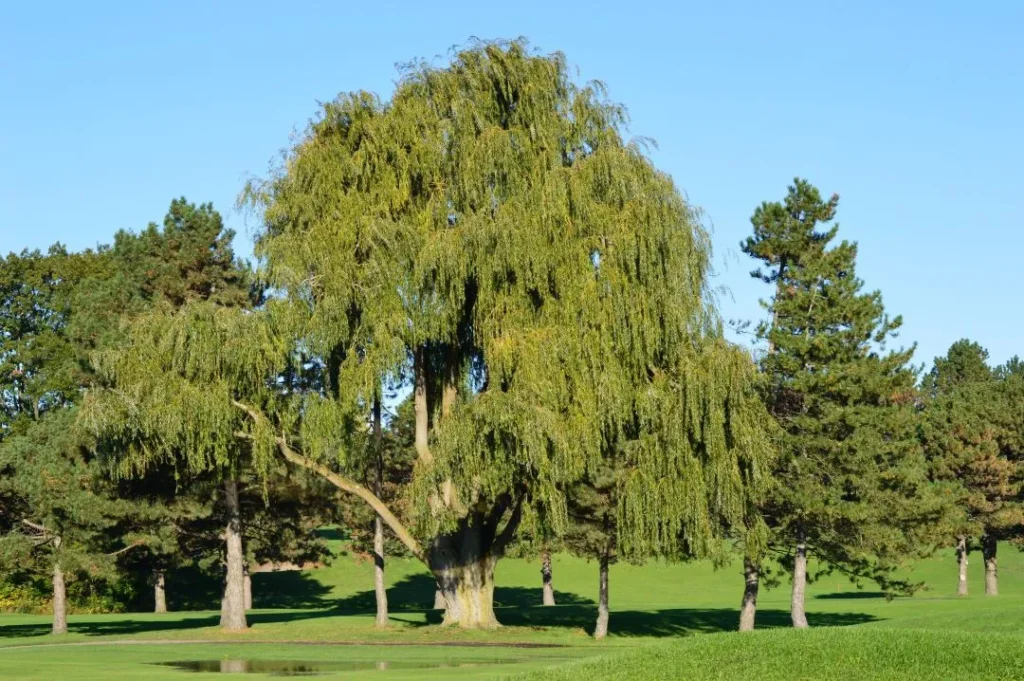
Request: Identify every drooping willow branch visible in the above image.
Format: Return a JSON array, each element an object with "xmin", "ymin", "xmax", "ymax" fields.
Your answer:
[{"xmin": 231, "ymin": 400, "xmax": 427, "ymax": 565}]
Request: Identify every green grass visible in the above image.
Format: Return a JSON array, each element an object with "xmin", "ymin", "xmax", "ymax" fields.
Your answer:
[{"xmin": 2, "ymin": 539, "xmax": 1023, "ymax": 679}]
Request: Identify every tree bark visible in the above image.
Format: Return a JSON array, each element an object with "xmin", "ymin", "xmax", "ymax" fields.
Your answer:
[
  {"xmin": 983, "ymin": 534, "xmax": 997, "ymax": 596},
  {"xmin": 594, "ymin": 551, "xmax": 610, "ymax": 640},
  {"xmin": 791, "ymin": 535, "xmax": 809, "ymax": 629},
  {"xmin": 413, "ymin": 347, "xmax": 432, "ymax": 463},
  {"xmin": 372, "ymin": 396, "xmax": 389, "ymax": 628},
  {"xmin": 739, "ymin": 556, "xmax": 759, "ymax": 632},
  {"xmin": 956, "ymin": 535, "xmax": 969, "ymax": 596},
  {"xmin": 433, "ymin": 588, "xmax": 447, "ymax": 609},
  {"xmin": 243, "ymin": 567, "xmax": 253, "ymax": 610},
  {"xmin": 154, "ymin": 569, "xmax": 167, "ymax": 613},
  {"xmin": 541, "ymin": 550, "xmax": 556, "ymax": 606},
  {"xmin": 430, "ymin": 522, "xmax": 500, "ymax": 629},
  {"xmin": 220, "ymin": 479, "xmax": 248, "ymax": 631},
  {"xmin": 52, "ymin": 562, "xmax": 68, "ymax": 635}
]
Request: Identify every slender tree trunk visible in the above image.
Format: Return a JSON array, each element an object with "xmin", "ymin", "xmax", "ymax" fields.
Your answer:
[
  {"xmin": 220, "ymin": 479, "xmax": 248, "ymax": 631},
  {"xmin": 739, "ymin": 557, "xmax": 759, "ymax": 632},
  {"xmin": 983, "ymin": 535, "xmax": 998, "ymax": 596},
  {"xmin": 956, "ymin": 535, "xmax": 969, "ymax": 597},
  {"xmin": 791, "ymin": 534, "xmax": 809, "ymax": 629},
  {"xmin": 541, "ymin": 550, "xmax": 556, "ymax": 606},
  {"xmin": 52, "ymin": 562, "xmax": 68, "ymax": 635},
  {"xmin": 372, "ymin": 396, "xmax": 388, "ymax": 628},
  {"xmin": 243, "ymin": 568, "xmax": 253, "ymax": 610},
  {"xmin": 153, "ymin": 569, "xmax": 167, "ymax": 614},
  {"xmin": 594, "ymin": 551, "xmax": 610, "ymax": 640}
]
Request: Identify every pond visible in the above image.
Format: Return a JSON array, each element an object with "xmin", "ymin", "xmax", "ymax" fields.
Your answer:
[{"xmin": 160, "ymin": 657, "xmax": 529, "ymax": 675}]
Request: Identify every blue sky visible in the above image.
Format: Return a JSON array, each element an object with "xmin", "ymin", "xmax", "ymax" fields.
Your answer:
[{"xmin": 1, "ymin": 1, "xmax": 1021, "ymax": 369}]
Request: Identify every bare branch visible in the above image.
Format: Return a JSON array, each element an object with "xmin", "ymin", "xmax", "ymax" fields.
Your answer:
[
  {"xmin": 106, "ymin": 540, "xmax": 145, "ymax": 557},
  {"xmin": 274, "ymin": 437, "xmax": 427, "ymax": 566},
  {"xmin": 231, "ymin": 400, "xmax": 428, "ymax": 567}
]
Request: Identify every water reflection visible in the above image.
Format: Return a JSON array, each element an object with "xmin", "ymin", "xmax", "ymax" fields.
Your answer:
[{"xmin": 161, "ymin": 657, "xmax": 527, "ymax": 675}]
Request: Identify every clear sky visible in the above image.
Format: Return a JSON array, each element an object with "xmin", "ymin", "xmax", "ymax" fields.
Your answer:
[{"xmin": 1, "ymin": 1, "xmax": 1021, "ymax": 370}]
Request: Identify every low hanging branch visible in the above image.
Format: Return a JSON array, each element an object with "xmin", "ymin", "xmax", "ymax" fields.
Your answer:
[{"xmin": 231, "ymin": 400, "xmax": 427, "ymax": 565}]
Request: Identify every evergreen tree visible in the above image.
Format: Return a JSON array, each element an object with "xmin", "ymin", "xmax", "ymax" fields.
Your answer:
[
  {"xmin": 921, "ymin": 341, "xmax": 1024, "ymax": 596},
  {"xmin": 741, "ymin": 179, "xmax": 941, "ymax": 630},
  {"xmin": 0, "ymin": 410, "xmax": 137, "ymax": 633}
]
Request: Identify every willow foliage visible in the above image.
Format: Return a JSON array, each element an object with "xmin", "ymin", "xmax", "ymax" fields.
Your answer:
[
  {"xmin": 241, "ymin": 40, "xmax": 773, "ymax": 558},
  {"xmin": 82, "ymin": 304, "xmax": 287, "ymax": 482}
]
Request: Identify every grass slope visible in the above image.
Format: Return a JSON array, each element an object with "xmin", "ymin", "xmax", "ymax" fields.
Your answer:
[{"xmin": 1, "ymin": 537, "xmax": 1022, "ymax": 678}]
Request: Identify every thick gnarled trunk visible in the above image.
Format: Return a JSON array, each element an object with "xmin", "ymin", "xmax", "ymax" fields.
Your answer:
[
  {"xmin": 739, "ymin": 557, "xmax": 759, "ymax": 632},
  {"xmin": 154, "ymin": 569, "xmax": 167, "ymax": 613},
  {"xmin": 956, "ymin": 535, "xmax": 969, "ymax": 596},
  {"xmin": 52, "ymin": 562, "xmax": 68, "ymax": 635},
  {"xmin": 791, "ymin": 535, "xmax": 808, "ymax": 629},
  {"xmin": 220, "ymin": 479, "xmax": 248, "ymax": 631},
  {"xmin": 541, "ymin": 551, "xmax": 556, "ymax": 606},
  {"xmin": 430, "ymin": 522, "xmax": 500, "ymax": 629},
  {"xmin": 594, "ymin": 552, "xmax": 610, "ymax": 640},
  {"xmin": 983, "ymin": 535, "xmax": 997, "ymax": 596}
]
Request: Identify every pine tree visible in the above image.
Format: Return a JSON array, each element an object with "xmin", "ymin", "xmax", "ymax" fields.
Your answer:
[
  {"xmin": 0, "ymin": 410, "xmax": 137, "ymax": 634},
  {"xmin": 741, "ymin": 179, "xmax": 941, "ymax": 629},
  {"xmin": 921, "ymin": 341, "xmax": 1024, "ymax": 596}
]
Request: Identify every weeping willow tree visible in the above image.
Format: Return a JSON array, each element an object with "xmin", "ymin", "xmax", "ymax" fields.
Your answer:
[{"xmin": 89, "ymin": 39, "xmax": 774, "ymax": 629}]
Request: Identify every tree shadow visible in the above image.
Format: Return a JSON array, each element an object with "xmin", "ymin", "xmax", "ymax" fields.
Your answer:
[
  {"xmin": 482, "ymin": 606, "xmax": 878, "ymax": 637},
  {"xmin": 253, "ymin": 570, "xmax": 334, "ymax": 609},
  {"xmin": 0, "ymin": 569, "xmax": 879, "ymax": 642},
  {"xmin": 330, "ymin": 573, "xmax": 594, "ymax": 612},
  {"xmin": 315, "ymin": 527, "xmax": 346, "ymax": 542},
  {"xmin": 814, "ymin": 591, "xmax": 886, "ymax": 600}
]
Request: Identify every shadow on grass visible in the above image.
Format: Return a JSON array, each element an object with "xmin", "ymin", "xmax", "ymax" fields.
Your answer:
[
  {"xmin": 0, "ymin": 570, "xmax": 879, "ymax": 641},
  {"xmin": 329, "ymin": 573, "xmax": 594, "ymax": 612},
  {"xmin": 814, "ymin": 591, "xmax": 887, "ymax": 600}
]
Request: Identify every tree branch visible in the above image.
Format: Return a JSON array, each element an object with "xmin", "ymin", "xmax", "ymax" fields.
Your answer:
[
  {"xmin": 230, "ymin": 400, "xmax": 427, "ymax": 567},
  {"xmin": 491, "ymin": 492, "xmax": 526, "ymax": 556},
  {"xmin": 21, "ymin": 518, "xmax": 50, "ymax": 535},
  {"xmin": 274, "ymin": 437, "xmax": 427, "ymax": 566},
  {"xmin": 106, "ymin": 540, "xmax": 145, "ymax": 557}
]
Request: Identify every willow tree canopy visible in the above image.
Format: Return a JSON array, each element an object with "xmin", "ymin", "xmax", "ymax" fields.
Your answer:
[{"xmin": 87, "ymin": 40, "xmax": 774, "ymax": 627}]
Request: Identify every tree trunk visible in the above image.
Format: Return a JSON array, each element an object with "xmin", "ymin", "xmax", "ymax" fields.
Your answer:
[
  {"xmin": 432, "ymin": 557, "xmax": 498, "ymax": 628},
  {"xmin": 541, "ymin": 550, "xmax": 556, "ymax": 606},
  {"xmin": 983, "ymin": 535, "xmax": 997, "ymax": 596},
  {"xmin": 739, "ymin": 556, "xmax": 759, "ymax": 632},
  {"xmin": 243, "ymin": 568, "xmax": 253, "ymax": 610},
  {"xmin": 791, "ymin": 535, "xmax": 809, "ymax": 629},
  {"xmin": 594, "ymin": 551, "xmax": 610, "ymax": 640},
  {"xmin": 372, "ymin": 396, "xmax": 388, "ymax": 628},
  {"xmin": 433, "ymin": 588, "xmax": 447, "ymax": 610},
  {"xmin": 956, "ymin": 535, "xmax": 969, "ymax": 596},
  {"xmin": 429, "ymin": 520, "xmax": 506, "ymax": 629},
  {"xmin": 220, "ymin": 479, "xmax": 248, "ymax": 631},
  {"xmin": 153, "ymin": 569, "xmax": 167, "ymax": 614},
  {"xmin": 52, "ymin": 562, "xmax": 68, "ymax": 635}
]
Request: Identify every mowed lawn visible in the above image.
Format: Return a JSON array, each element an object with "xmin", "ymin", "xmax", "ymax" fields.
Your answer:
[{"xmin": 1, "ymin": 539, "xmax": 1023, "ymax": 679}]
